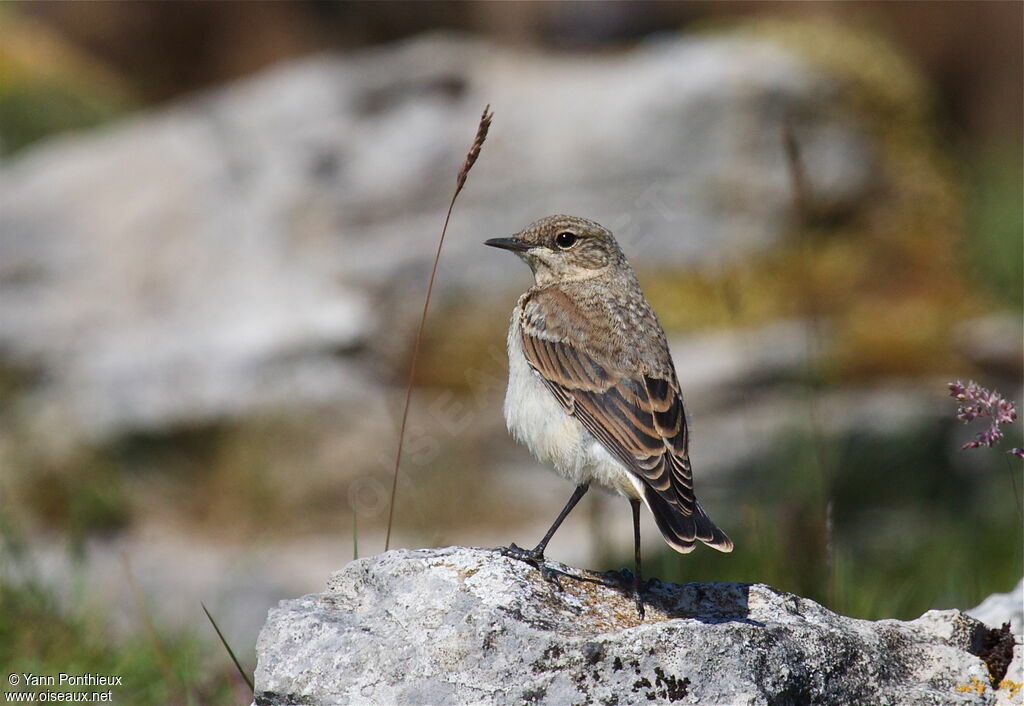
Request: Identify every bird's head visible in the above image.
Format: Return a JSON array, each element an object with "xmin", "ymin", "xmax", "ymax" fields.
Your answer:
[{"xmin": 484, "ymin": 214, "xmax": 627, "ymax": 286}]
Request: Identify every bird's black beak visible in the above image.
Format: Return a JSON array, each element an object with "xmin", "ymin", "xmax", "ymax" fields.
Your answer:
[{"xmin": 484, "ymin": 237, "xmax": 531, "ymax": 252}]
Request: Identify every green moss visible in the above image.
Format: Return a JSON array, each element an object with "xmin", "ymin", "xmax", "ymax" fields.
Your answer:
[
  {"xmin": 0, "ymin": 83, "xmax": 128, "ymax": 155},
  {"xmin": 965, "ymin": 151, "xmax": 1024, "ymax": 311},
  {"xmin": 0, "ymin": 9, "xmax": 133, "ymax": 154},
  {"xmin": 15, "ymin": 451, "xmax": 132, "ymax": 548}
]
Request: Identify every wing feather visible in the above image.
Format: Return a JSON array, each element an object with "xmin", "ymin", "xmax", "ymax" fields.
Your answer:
[
  {"xmin": 516, "ymin": 286, "xmax": 732, "ymax": 554},
  {"xmin": 520, "ymin": 327, "xmax": 695, "ymax": 510}
]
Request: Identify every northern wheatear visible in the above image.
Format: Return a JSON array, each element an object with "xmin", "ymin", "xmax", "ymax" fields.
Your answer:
[{"xmin": 485, "ymin": 214, "xmax": 732, "ymax": 617}]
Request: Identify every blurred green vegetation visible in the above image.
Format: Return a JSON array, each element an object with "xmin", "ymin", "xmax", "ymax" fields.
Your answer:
[
  {"xmin": 965, "ymin": 151, "xmax": 1024, "ymax": 312},
  {"xmin": 0, "ymin": 82, "xmax": 128, "ymax": 155},
  {"xmin": 14, "ymin": 450, "xmax": 133, "ymax": 552},
  {"xmin": 0, "ymin": 532, "xmax": 249, "ymax": 705},
  {"xmin": 0, "ymin": 9, "xmax": 132, "ymax": 154},
  {"xmin": 638, "ymin": 423, "xmax": 1023, "ymax": 621},
  {"xmin": 4, "ymin": 418, "xmax": 346, "ymax": 543}
]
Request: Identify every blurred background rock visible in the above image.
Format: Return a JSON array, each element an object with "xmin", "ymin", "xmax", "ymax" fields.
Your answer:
[{"xmin": 0, "ymin": 3, "xmax": 1020, "ymax": 704}]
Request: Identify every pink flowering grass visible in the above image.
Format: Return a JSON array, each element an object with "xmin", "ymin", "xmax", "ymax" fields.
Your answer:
[{"xmin": 949, "ymin": 380, "xmax": 1021, "ymax": 455}]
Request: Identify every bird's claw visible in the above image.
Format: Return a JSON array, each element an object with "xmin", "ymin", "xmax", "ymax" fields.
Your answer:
[
  {"xmin": 499, "ymin": 544, "xmax": 565, "ymax": 591},
  {"xmin": 498, "ymin": 546, "xmax": 646, "ymax": 611},
  {"xmin": 499, "ymin": 542, "xmax": 538, "ymax": 562}
]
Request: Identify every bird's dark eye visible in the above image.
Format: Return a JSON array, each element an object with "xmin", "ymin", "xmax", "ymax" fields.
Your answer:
[{"xmin": 555, "ymin": 232, "xmax": 578, "ymax": 249}]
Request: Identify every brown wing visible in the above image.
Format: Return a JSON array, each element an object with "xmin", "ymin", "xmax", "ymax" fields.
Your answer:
[
  {"xmin": 518, "ymin": 294, "xmax": 732, "ymax": 553},
  {"xmin": 520, "ymin": 331, "xmax": 694, "ymax": 500}
]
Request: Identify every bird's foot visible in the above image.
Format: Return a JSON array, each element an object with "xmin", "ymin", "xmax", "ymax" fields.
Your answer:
[
  {"xmin": 497, "ymin": 547, "xmax": 648, "ymax": 612},
  {"xmin": 499, "ymin": 542, "xmax": 542, "ymax": 564},
  {"xmin": 499, "ymin": 543, "xmax": 565, "ymax": 590}
]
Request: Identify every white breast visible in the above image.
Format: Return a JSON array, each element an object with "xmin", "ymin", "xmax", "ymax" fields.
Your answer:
[{"xmin": 503, "ymin": 306, "xmax": 642, "ymax": 499}]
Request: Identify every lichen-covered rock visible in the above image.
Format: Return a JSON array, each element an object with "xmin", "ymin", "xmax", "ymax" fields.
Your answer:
[{"xmin": 253, "ymin": 547, "xmax": 1017, "ymax": 705}]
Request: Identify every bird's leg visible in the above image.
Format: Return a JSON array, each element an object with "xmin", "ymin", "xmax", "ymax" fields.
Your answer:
[
  {"xmin": 630, "ymin": 499, "xmax": 646, "ymax": 619},
  {"xmin": 501, "ymin": 484, "xmax": 589, "ymax": 586}
]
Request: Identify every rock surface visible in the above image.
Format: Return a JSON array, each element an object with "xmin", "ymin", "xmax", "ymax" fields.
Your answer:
[
  {"xmin": 253, "ymin": 547, "xmax": 1022, "ymax": 705},
  {"xmin": 968, "ymin": 578, "xmax": 1024, "ymax": 636}
]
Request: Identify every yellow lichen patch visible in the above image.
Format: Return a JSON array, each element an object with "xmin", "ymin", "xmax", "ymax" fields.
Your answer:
[
  {"xmin": 998, "ymin": 680, "xmax": 1023, "ymax": 699},
  {"xmin": 955, "ymin": 676, "xmax": 988, "ymax": 694}
]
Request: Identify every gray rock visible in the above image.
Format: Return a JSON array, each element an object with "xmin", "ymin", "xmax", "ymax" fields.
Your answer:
[
  {"xmin": 253, "ymin": 546, "xmax": 1018, "ymax": 705},
  {"xmin": 968, "ymin": 578, "xmax": 1024, "ymax": 635},
  {"xmin": 0, "ymin": 32, "xmax": 876, "ymax": 444}
]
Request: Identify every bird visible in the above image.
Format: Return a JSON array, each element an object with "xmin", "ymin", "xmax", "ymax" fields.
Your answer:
[{"xmin": 484, "ymin": 214, "xmax": 732, "ymax": 617}]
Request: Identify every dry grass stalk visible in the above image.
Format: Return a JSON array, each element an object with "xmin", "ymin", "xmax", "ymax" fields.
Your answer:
[
  {"xmin": 384, "ymin": 105, "xmax": 494, "ymax": 552},
  {"xmin": 457, "ymin": 105, "xmax": 493, "ymax": 194}
]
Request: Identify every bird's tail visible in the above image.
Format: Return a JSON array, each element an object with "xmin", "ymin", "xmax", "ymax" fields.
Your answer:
[{"xmin": 643, "ymin": 487, "xmax": 733, "ymax": 555}]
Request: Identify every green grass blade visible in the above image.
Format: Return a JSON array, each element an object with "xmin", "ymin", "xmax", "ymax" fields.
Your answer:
[{"xmin": 201, "ymin": 602, "xmax": 254, "ymax": 693}]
